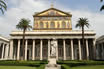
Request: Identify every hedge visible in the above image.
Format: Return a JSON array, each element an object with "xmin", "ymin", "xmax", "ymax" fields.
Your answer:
[
  {"xmin": 57, "ymin": 60, "xmax": 104, "ymax": 67},
  {"xmin": 61, "ymin": 64, "xmax": 70, "ymax": 69},
  {"xmin": 0, "ymin": 60, "xmax": 48, "ymax": 67}
]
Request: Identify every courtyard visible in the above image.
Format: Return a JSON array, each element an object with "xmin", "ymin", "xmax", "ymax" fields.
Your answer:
[{"xmin": 0, "ymin": 60, "xmax": 104, "ymax": 69}]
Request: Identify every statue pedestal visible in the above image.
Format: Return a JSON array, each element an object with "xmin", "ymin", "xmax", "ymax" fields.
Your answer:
[
  {"xmin": 48, "ymin": 58, "xmax": 56, "ymax": 64},
  {"xmin": 45, "ymin": 57, "xmax": 61, "ymax": 69}
]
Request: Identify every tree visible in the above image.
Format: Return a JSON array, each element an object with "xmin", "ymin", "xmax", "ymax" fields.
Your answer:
[
  {"xmin": 16, "ymin": 18, "xmax": 32, "ymax": 60},
  {"xmin": 0, "ymin": 0, "xmax": 7, "ymax": 14},
  {"xmin": 100, "ymin": 0, "xmax": 104, "ymax": 11},
  {"xmin": 75, "ymin": 18, "xmax": 89, "ymax": 59}
]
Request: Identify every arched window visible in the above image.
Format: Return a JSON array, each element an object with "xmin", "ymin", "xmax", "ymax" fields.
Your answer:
[
  {"xmin": 40, "ymin": 22, "xmax": 44, "ymax": 28},
  {"xmin": 50, "ymin": 22, "xmax": 55, "ymax": 28},
  {"xmin": 57, "ymin": 22, "xmax": 60, "ymax": 28},
  {"xmin": 66, "ymin": 22, "xmax": 70, "ymax": 28},
  {"xmin": 46, "ymin": 22, "xmax": 49, "ymax": 28},
  {"xmin": 62, "ymin": 21, "xmax": 66, "ymax": 28},
  {"xmin": 34, "ymin": 23, "xmax": 38, "ymax": 28}
]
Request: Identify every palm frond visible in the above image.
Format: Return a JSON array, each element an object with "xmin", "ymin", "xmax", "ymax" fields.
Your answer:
[
  {"xmin": 75, "ymin": 18, "xmax": 90, "ymax": 29},
  {"xmin": 0, "ymin": 7, "xmax": 4, "ymax": 14},
  {"xmin": 100, "ymin": 0, "xmax": 103, "ymax": 2},
  {"xmin": 0, "ymin": 3, "xmax": 7, "ymax": 10},
  {"xmin": 0, "ymin": 0, "xmax": 7, "ymax": 14},
  {"xmin": 100, "ymin": 5, "xmax": 104, "ymax": 11},
  {"xmin": 0, "ymin": 0, "xmax": 7, "ymax": 7},
  {"xmin": 16, "ymin": 18, "xmax": 32, "ymax": 31}
]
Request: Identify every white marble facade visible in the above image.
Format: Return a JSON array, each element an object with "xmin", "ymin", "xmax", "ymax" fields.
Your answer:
[{"xmin": 8, "ymin": 30, "xmax": 96, "ymax": 60}]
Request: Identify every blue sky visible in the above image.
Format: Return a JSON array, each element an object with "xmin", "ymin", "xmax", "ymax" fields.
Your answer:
[
  {"xmin": 0, "ymin": 0, "xmax": 104, "ymax": 37},
  {"xmin": 57, "ymin": 0, "xmax": 100, "ymax": 11},
  {"xmin": 7, "ymin": 0, "xmax": 102, "ymax": 12}
]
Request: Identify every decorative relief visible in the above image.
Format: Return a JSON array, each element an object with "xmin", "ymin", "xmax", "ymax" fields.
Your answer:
[{"xmin": 37, "ymin": 9, "xmax": 69, "ymax": 16}]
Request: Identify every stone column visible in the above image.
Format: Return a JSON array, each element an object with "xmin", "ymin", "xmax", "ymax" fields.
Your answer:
[
  {"xmin": 71, "ymin": 39, "xmax": 74, "ymax": 60},
  {"xmin": 56, "ymin": 39, "xmax": 58, "ymax": 60},
  {"xmin": 48, "ymin": 39, "xmax": 50, "ymax": 59},
  {"xmin": 5, "ymin": 44, "xmax": 9, "ymax": 59},
  {"xmin": 78, "ymin": 39, "xmax": 82, "ymax": 60},
  {"xmin": 86, "ymin": 39, "xmax": 89, "ymax": 60},
  {"xmin": 102, "ymin": 43, "xmax": 104, "ymax": 60},
  {"xmin": 40, "ymin": 39, "xmax": 43, "ymax": 60},
  {"xmin": 63, "ymin": 39, "xmax": 66, "ymax": 60},
  {"xmin": 0, "ymin": 42, "xmax": 1, "ymax": 47},
  {"xmin": 17, "ymin": 39, "xmax": 20, "ymax": 60},
  {"xmin": 96, "ymin": 43, "xmax": 100, "ymax": 60},
  {"xmin": 1, "ymin": 43, "xmax": 5, "ymax": 59},
  {"xmin": 9, "ymin": 40, "xmax": 13, "ymax": 59},
  {"xmin": 32, "ymin": 40, "xmax": 35, "ymax": 60},
  {"xmin": 25, "ymin": 39, "xmax": 28, "ymax": 60},
  {"xmin": 93, "ymin": 39, "xmax": 96, "ymax": 59}
]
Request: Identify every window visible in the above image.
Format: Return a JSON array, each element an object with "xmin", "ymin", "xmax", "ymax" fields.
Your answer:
[
  {"xmin": 40, "ymin": 22, "xmax": 44, "ymax": 28},
  {"xmin": 57, "ymin": 22, "xmax": 60, "ymax": 28},
  {"xmin": 46, "ymin": 22, "xmax": 49, "ymax": 28},
  {"xmin": 50, "ymin": 22, "xmax": 55, "ymax": 28},
  {"xmin": 66, "ymin": 22, "xmax": 70, "ymax": 28},
  {"xmin": 62, "ymin": 21, "xmax": 66, "ymax": 28},
  {"xmin": 35, "ymin": 23, "xmax": 39, "ymax": 28}
]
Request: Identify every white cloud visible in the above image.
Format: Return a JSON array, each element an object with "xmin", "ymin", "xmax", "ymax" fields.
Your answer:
[
  {"xmin": 70, "ymin": 10, "xmax": 104, "ymax": 37},
  {"xmin": 0, "ymin": 0, "xmax": 48, "ymax": 37},
  {"xmin": 0, "ymin": 0, "xmax": 104, "ymax": 38}
]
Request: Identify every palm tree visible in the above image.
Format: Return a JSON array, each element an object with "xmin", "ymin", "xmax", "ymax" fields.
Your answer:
[
  {"xmin": 16, "ymin": 18, "xmax": 32, "ymax": 60},
  {"xmin": 0, "ymin": 0, "xmax": 7, "ymax": 14},
  {"xmin": 76, "ymin": 18, "xmax": 89, "ymax": 59},
  {"xmin": 100, "ymin": 0, "xmax": 104, "ymax": 11}
]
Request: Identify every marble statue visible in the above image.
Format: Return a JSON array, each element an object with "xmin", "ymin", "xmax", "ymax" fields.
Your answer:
[{"xmin": 50, "ymin": 39, "xmax": 57, "ymax": 57}]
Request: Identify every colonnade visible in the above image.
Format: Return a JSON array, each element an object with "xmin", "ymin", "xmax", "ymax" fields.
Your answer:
[
  {"xmin": 0, "ymin": 42, "xmax": 9, "ymax": 60},
  {"xmin": 9, "ymin": 39, "xmax": 96, "ymax": 60},
  {"xmin": 96, "ymin": 43, "xmax": 104, "ymax": 60}
]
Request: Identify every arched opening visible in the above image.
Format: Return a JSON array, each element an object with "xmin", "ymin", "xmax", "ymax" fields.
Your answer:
[
  {"xmin": 40, "ymin": 22, "xmax": 44, "ymax": 28},
  {"xmin": 50, "ymin": 22, "xmax": 55, "ymax": 28},
  {"xmin": 62, "ymin": 21, "xmax": 66, "ymax": 28}
]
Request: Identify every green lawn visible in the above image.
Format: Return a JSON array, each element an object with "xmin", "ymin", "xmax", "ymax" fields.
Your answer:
[
  {"xmin": 0, "ymin": 66, "xmax": 37, "ymax": 69},
  {"xmin": 0, "ymin": 65, "xmax": 45, "ymax": 69},
  {"xmin": 71, "ymin": 65, "xmax": 104, "ymax": 69}
]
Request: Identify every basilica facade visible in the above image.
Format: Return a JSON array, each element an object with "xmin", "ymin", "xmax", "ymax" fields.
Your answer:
[{"xmin": 8, "ymin": 7, "xmax": 96, "ymax": 60}]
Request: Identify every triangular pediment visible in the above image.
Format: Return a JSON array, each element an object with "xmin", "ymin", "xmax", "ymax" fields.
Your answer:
[{"xmin": 33, "ymin": 8, "xmax": 72, "ymax": 17}]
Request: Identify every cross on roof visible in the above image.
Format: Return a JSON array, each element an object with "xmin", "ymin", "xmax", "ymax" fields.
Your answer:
[{"xmin": 51, "ymin": 0, "xmax": 56, "ymax": 8}]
